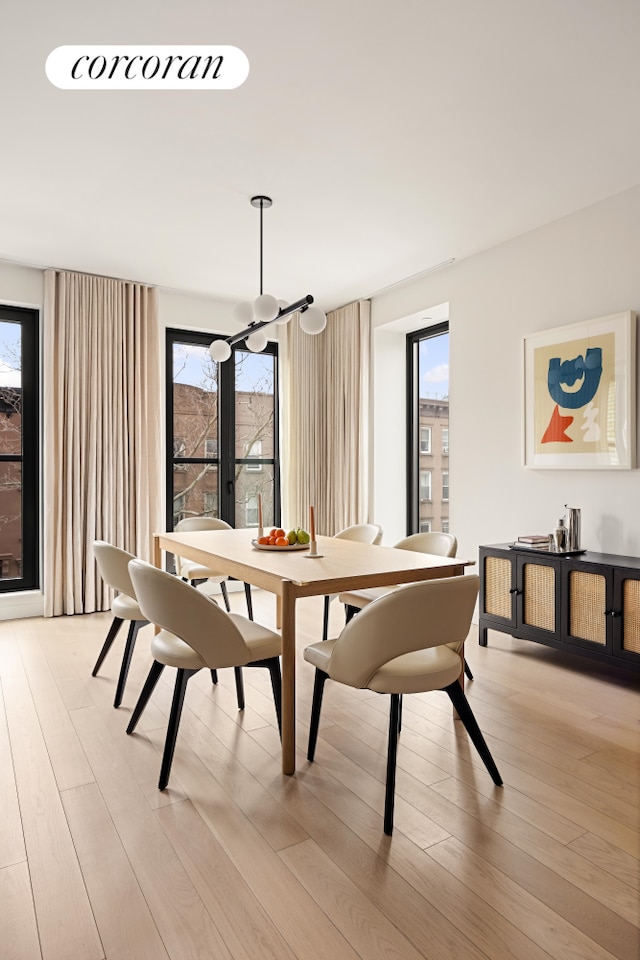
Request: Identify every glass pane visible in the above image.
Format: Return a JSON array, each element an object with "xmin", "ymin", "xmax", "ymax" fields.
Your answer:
[
  {"xmin": 173, "ymin": 464, "xmax": 218, "ymax": 525},
  {"xmin": 0, "ymin": 462, "xmax": 22, "ymax": 580},
  {"xmin": 236, "ymin": 464, "xmax": 276, "ymax": 529},
  {"xmin": 418, "ymin": 331, "xmax": 449, "ymax": 533},
  {"xmin": 0, "ymin": 320, "xmax": 22, "ymax": 455},
  {"xmin": 234, "ymin": 350, "xmax": 275, "ymax": 530},
  {"xmin": 172, "ymin": 341, "xmax": 219, "ymax": 462}
]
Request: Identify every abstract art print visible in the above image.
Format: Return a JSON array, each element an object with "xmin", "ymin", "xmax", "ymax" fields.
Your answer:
[{"xmin": 524, "ymin": 311, "xmax": 636, "ymax": 469}]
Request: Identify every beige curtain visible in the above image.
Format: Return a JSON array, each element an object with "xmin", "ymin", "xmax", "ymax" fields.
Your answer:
[
  {"xmin": 280, "ymin": 299, "xmax": 370, "ymax": 536},
  {"xmin": 43, "ymin": 271, "xmax": 162, "ymax": 616}
]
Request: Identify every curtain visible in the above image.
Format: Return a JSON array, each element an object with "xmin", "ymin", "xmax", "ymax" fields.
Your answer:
[
  {"xmin": 43, "ymin": 271, "xmax": 162, "ymax": 616},
  {"xmin": 280, "ymin": 299, "xmax": 370, "ymax": 536}
]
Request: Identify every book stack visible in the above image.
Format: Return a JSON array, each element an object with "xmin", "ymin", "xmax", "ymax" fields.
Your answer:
[{"xmin": 516, "ymin": 534, "xmax": 550, "ymax": 550}]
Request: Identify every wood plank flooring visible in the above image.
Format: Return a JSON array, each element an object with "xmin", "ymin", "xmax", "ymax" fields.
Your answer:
[{"xmin": 0, "ymin": 590, "xmax": 638, "ymax": 960}]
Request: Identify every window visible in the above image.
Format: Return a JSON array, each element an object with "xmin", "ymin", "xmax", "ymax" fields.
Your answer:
[
  {"xmin": 441, "ymin": 519, "xmax": 449, "ymax": 534},
  {"xmin": 407, "ymin": 321, "xmax": 449, "ymax": 535},
  {"xmin": 246, "ymin": 494, "xmax": 259, "ymax": 526},
  {"xmin": 245, "ymin": 439, "xmax": 263, "ymax": 472},
  {"xmin": 420, "ymin": 427, "xmax": 431, "ymax": 454},
  {"xmin": 0, "ymin": 306, "xmax": 39, "ymax": 592},
  {"xmin": 167, "ymin": 330, "xmax": 279, "ymax": 531},
  {"xmin": 420, "ymin": 520, "xmax": 432, "ymax": 533}
]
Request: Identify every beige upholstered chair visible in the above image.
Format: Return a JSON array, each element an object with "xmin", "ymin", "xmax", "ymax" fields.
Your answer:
[
  {"xmin": 304, "ymin": 574, "xmax": 502, "ymax": 834},
  {"xmin": 321, "ymin": 522, "xmax": 383, "ymax": 641},
  {"xmin": 173, "ymin": 516, "xmax": 253, "ymax": 618},
  {"xmin": 337, "ymin": 531, "xmax": 472, "ymax": 680},
  {"xmin": 92, "ymin": 541, "xmax": 148, "ymax": 708},
  {"xmin": 174, "ymin": 515, "xmax": 253, "ymax": 705},
  {"xmin": 127, "ymin": 559, "xmax": 282, "ymax": 791}
]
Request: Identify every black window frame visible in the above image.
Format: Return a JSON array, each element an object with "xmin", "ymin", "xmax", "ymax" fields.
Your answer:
[
  {"xmin": 0, "ymin": 304, "xmax": 39, "ymax": 592},
  {"xmin": 406, "ymin": 321, "xmax": 448, "ymax": 535},
  {"xmin": 166, "ymin": 328, "xmax": 280, "ymax": 531}
]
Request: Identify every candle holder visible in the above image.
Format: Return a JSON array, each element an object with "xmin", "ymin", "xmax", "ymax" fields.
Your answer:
[{"xmin": 304, "ymin": 539, "xmax": 323, "ymax": 558}]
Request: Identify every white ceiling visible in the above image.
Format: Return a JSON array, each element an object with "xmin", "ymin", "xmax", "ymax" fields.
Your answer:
[{"xmin": 3, "ymin": 0, "xmax": 640, "ymax": 312}]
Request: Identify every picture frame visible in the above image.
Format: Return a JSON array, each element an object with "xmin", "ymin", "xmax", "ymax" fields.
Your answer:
[{"xmin": 524, "ymin": 311, "xmax": 636, "ymax": 469}]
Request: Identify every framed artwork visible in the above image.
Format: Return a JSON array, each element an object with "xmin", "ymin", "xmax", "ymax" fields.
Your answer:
[{"xmin": 524, "ymin": 311, "xmax": 636, "ymax": 469}]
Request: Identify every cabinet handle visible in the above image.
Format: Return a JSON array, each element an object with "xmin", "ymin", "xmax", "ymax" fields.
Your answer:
[
  {"xmin": 611, "ymin": 610, "xmax": 621, "ymax": 618},
  {"xmin": 604, "ymin": 609, "xmax": 612, "ymax": 616},
  {"xmin": 509, "ymin": 588, "xmax": 522, "ymax": 595}
]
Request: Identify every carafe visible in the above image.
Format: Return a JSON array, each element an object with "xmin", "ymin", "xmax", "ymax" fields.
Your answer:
[{"xmin": 564, "ymin": 505, "xmax": 581, "ymax": 551}]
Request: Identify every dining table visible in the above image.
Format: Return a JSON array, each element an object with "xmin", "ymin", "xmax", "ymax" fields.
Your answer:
[{"xmin": 153, "ymin": 528, "xmax": 473, "ymax": 774}]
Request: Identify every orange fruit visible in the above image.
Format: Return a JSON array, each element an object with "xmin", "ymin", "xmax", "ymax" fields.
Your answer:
[
  {"xmin": 275, "ymin": 536, "xmax": 289, "ymax": 546},
  {"xmin": 270, "ymin": 528, "xmax": 277, "ymax": 536},
  {"xmin": 257, "ymin": 536, "xmax": 271, "ymax": 545},
  {"xmin": 274, "ymin": 528, "xmax": 285, "ymax": 539},
  {"xmin": 269, "ymin": 536, "xmax": 277, "ymax": 544}
]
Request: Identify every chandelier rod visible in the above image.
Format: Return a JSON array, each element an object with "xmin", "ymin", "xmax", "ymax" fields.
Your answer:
[{"xmin": 226, "ymin": 295, "xmax": 313, "ymax": 347}]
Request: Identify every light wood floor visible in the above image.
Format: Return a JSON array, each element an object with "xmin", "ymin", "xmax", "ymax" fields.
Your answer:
[{"xmin": 1, "ymin": 589, "xmax": 638, "ymax": 960}]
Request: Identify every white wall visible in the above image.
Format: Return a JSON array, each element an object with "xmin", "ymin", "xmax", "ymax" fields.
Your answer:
[{"xmin": 371, "ymin": 183, "xmax": 640, "ymax": 566}]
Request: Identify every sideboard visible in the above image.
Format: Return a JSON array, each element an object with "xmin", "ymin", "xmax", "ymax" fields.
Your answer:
[{"xmin": 478, "ymin": 543, "xmax": 640, "ymax": 674}]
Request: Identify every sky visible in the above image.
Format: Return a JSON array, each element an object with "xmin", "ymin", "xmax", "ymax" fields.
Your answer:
[
  {"xmin": 0, "ymin": 321, "xmax": 21, "ymax": 387},
  {"xmin": 419, "ymin": 331, "xmax": 449, "ymax": 399},
  {"xmin": 173, "ymin": 341, "xmax": 274, "ymax": 392}
]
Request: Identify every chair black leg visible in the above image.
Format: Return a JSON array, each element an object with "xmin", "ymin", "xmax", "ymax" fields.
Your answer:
[
  {"xmin": 234, "ymin": 666, "xmax": 245, "ymax": 710},
  {"xmin": 345, "ymin": 604, "xmax": 358, "ymax": 624},
  {"xmin": 126, "ymin": 660, "xmax": 165, "ymax": 734},
  {"xmin": 384, "ymin": 694, "xmax": 401, "ymax": 835},
  {"xmin": 398, "ymin": 693, "xmax": 403, "ymax": 733},
  {"xmin": 307, "ymin": 669, "xmax": 329, "ymax": 762},
  {"xmin": 267, "ymin": 658, "xmax": 282, "ymax": 739},
  {"xmin": 464, "ymin": 660, "xmax": 474, "ymax": 681},
  {"xmin": 114, "ymin": 620, "xmax": 147, "ymax": 708},
  {"xmin": 322, "ymin": 595, "xmax": 330, "ymax": 641},
  {"xmin": 219, "ymin": 581, "xmax": 231, "ymax": 612},
  {"xmin": 244, "ymin": 582, "xmax": 254, "ymax": 620},
  {"xmin": 159, "ymin": 668, "xmax": 197, "ymax": 791},
  {"xmin": 210, "ymin": 669, "xmax": 218, "ymax": 684},
  {"xmin": 444, "ymin": 681, "xmax": 502, "ymax": 785},
  {"xmin": 91, "ymin": 616, "xmax": 124, "ymax": 676}
]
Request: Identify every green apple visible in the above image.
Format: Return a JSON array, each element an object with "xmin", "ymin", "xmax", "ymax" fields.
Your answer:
[
  {"xmin": 287, "ymin": 529, "xmax": 298, "ymax": 544},
  {"xmin": 296, "ymin": 528, "xmax": 310, "ymax": 545}
]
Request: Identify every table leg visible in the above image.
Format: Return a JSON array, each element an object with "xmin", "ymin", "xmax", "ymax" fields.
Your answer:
[
  {"xmin": 275, "ymin": 593, "xmax": 282, "ymax": 630},
  {"xmin": 152, "ymin": 536, "xmax": 162, "ymax": 634},
  {"xmin": 280, "ymin": 580, "xmax": 296, "ymax": 774}
]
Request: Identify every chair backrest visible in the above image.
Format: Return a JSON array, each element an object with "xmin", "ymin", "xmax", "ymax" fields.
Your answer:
[
  {"xmin": 128, "ymin": 559, "xmax": 252, "ymax": 667},
  {"xmin": 393, "ymin": 531, "xmax": 457, "ymax": 558},
  {"xmin": 327, "ymin": 575, "xmax": 479, "ymax": 688},
  {"xmin": 334, "ymin": 523, "xmax": 383, "ymax": 545},
  {"xmin": 94, "ymin": 540, "xmax": 138, "ymax": 598},
  {"xmin": 174, "ymin": 516, "xmax": 232, "ymax": 533}
]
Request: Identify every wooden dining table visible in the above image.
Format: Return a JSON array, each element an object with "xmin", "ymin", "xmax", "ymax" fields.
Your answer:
[{"xmin": 153, "ymin": 528, "xmax": 472, "ymax": 774}]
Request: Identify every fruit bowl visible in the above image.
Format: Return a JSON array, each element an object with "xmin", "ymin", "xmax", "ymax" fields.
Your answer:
[{"xmin": 251, "ymin": 539, "xmax": 310, "ymax": 552}]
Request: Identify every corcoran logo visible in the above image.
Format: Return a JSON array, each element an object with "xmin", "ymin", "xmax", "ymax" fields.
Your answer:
[{"xmin": 45, "ymin": 45, "xmax": 249, "ymax": 90}]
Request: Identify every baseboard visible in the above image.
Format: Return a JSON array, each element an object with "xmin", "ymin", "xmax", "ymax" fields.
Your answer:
[{"xmin": 0, "ymin": 590, "xmax": 45, "ymax": 620}]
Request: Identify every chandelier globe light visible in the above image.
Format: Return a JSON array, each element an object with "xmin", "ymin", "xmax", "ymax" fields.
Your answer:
[{"xmin": 209, "ymin": 195, "xmax": 327, "ymax": 363}]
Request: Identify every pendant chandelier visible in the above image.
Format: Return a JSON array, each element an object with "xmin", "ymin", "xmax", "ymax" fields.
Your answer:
[{"xmin": 209, "ymin": 195, "xmax": 327, "ymax": 362}]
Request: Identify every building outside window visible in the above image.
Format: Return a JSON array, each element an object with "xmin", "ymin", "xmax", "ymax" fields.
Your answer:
[
  {"xmin": 441, "ymin": 519, "xmax": 449, "ymax": 534},
  {"xmin": 442, "ymin": 427, "xmax": 449, "ymax": 455},
  {"xmin": 245, "ymin": 439, "xmax": 263, "ymax": 471},
  {"xmin": 442, "ymin": 471, "xmax": 449, "ymax": 502},
  {"xmin": 0, "ymin": 305, "xmax": 39, "ymax": 592},
  {"xmin": 420, "ymin": 520, "xmax": 432, "ymax": 533}
]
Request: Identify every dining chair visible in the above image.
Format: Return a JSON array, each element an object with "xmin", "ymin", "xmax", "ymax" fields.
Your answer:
[
  {"xmin": 91, "ymin": 541, "xmax": 148, "ymax": 708},
  {"xmin": 321, "ymin": 522, "xmax": 383, "ymax": 641},
  {"xmin": 303, "ymin": 574, "xmax": 502, "ymax": 834},
  {"xmin": 173, "ymin": 516, "xmax": 254, "ymax": 618},
  {"xmin": 174, "ymin": 515, "xmax": 253, "ymax": 707},
  {"xmin": 337, "ymin": 531, "xmax": 473, "ymax": 680},
  {"xmin": 126, "ymin": 559, "xmax": 282, "ymax": 791}
]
